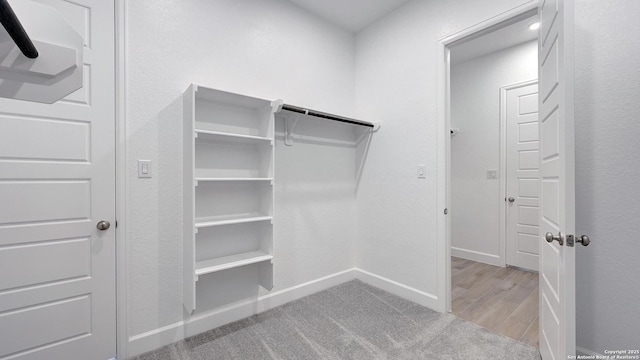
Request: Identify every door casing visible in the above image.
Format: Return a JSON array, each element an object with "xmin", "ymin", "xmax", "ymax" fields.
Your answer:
[
  {"xmin": 116, "ymin": 0, "xmax": 128, "ymax": 359},
  {"xmin": 435, "ymin": 0, "xmax": 539, "ymax": 312},
  {"xmin": 439, "ymin": 1, "xmax": 577, "ymax": 356}
]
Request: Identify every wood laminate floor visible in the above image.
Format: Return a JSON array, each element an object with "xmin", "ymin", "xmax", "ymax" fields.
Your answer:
[{"xmin": 451, "ymin": 257, "xmax": 539, "ymax": 347}]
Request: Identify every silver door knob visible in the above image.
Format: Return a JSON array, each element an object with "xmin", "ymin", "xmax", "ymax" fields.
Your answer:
[
  {"xmin": 545, "ymin": 231, "xmax": 564, "ymax": 246},
  {"xmin": 577, "ymin": 235, "xmax": 590, "ymax": 246},
  {"xmin": 508, "ymin": 197, "xmax": 515, "ymax": 203},
  {"xmin": 97, "ymin": 220, "xmax": 111, "ymax": 231}
]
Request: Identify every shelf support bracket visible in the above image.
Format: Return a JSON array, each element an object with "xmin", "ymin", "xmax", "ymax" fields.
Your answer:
[{"xmin": 284, "ymin": 115, "xmax": 300, "ymax": 146}]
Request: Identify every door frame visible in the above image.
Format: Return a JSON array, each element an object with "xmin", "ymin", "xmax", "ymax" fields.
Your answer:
[
  {"xmin": 500, "ymin": 79, "xmax": 538, "ymax": 269},
  {"xmin": 116, "ymin": 0, "xmax": 128, "ymax": 359},
  {"xmin": 435, "ymin": 1, "xmax": 539, "ymax": 313}
]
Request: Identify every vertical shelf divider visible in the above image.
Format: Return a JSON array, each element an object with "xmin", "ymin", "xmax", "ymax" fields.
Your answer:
[{"xmin": 183, "ymin": 84, "xmax": 196, "ymax": 314}]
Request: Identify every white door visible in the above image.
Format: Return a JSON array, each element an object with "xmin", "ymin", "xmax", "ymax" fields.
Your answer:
[
  {"xmin": 0, "ymin": 1, "xmax": 116, "ymax": 359},
  {"xmin": 538, "ymin": 0, "xmax": 576, "ymax": 358},
  {"xmin": 505, "ymin": 82, "xmax": 539, "ymax": 271}
]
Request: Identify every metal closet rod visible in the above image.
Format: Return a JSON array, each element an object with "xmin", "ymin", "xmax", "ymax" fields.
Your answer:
[
  {"xmin": 0, "ymin": 0, "xmax": 38, "ymax": 59},
  {"xmin": 280, "ymin": 104, "xmax": 374, "ymax": 128}
]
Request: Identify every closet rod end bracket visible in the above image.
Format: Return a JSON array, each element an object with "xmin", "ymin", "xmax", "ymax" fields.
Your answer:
[{"xmin": 272, "ymin": 99, "xmax": 284, "ymax": 113}]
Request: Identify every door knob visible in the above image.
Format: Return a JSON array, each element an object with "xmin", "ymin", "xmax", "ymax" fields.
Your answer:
[
  {"xmin": 508, "ymin": 197, "xmax": 515, "ymax": 203},
  {"xmin": 97, "ymin": 220, "xmax": 111, "ymax": 231},
  {"xmin": 577, "ymin": 235, "xmax": 590, "ymax": 246},
  {"xmin": 545, "ymin": 231, "xmax": 564, "ymax": 246}
]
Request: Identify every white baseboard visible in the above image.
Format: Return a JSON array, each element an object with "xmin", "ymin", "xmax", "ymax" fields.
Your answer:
[
  {"xmin": 354, "ymin": 268, "xmax": 440, "ymax": 310},
  {"xmin": 127, "ymin": 267, "xmax": 442, "ymax": 358},
  {"xmin": 127, "ymin": 321, "xmax": 185, "ymax": 358},
  {"xmin": 576, "ymin": 346, "xmax": 604, "ymax": 357},
  {"xmin": 451, "ymin": 247, "xmax": 502, "ymax": 267},
  {"xmin": 127, "ymin": 268, "xmax": 357, "ymax": 357}
]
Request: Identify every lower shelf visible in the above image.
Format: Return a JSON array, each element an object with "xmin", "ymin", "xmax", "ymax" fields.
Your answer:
[{"xmin": 195, "ymin": 251, "xmax": 273, "ymax": 277}]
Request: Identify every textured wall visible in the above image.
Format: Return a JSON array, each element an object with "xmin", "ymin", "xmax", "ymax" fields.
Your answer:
[
  {"xmin": 450, "ymin": 41, "xmax": 538, "ymax": 264},
  {"xmin": 125, "ymin": 0, "xmax": 356, "ymax": 337},
  {"xmin": 124, "ymin": 0, "xmax": 640, "ymax": 353},
  {"xmin": 574, "ymin": 0, "xmax": 640, "ymax": 353},
  {"xmin": 353, "ymin": 0, "xmax": 533, "ymax": 303}
]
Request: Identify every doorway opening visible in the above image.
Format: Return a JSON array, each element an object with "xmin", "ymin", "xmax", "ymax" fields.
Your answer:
[{"xmin": 440, "ymin": 7, "xmax": 541, "ymax": 348}]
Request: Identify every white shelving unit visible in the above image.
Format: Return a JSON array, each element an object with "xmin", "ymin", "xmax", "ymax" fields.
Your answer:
[{"xmin": 184, "ymin": 85, "xmax": 276, "ymax": 313}]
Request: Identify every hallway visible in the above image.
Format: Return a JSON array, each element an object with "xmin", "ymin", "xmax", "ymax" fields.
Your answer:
[{"xmin": 451, "ymin": 257, "xmax": 539, "ymax": 347}]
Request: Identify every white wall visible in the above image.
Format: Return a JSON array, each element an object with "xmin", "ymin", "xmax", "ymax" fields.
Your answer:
[
  {"xmin": 354, "ymin": 0, "xmax": 534, "ymax": 310},
  {"xmin": 125, "ymin": 0, "xmax": 357, "ymax": 353},
  {"xmin": 353, "ymin": 0, "xmax": 640, "ymax": 352},
  {"xmin": 122, "ymin": 0, "xmax": 640, "ymax": 355},
  {"xmin": 574, "ymin": 0, "xmax": 640, "ymax": 354},
  {"xmin": 450, "ymin": 41, "xmax": 538, "ymax": 265}
]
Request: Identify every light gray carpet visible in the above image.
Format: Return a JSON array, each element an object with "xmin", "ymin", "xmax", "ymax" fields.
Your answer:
[{"xmin": 131, "ymin": 280, "xmax": 540, "ymax": 360}]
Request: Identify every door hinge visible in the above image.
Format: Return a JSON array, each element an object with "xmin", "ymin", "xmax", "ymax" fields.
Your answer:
[
  {"xmin": 444, "ymin": 208, "xmax": 448, "ymax": 215},
  {"xmin": 115, "ymin": 220, "xmax": 118, "ymax": 228}
]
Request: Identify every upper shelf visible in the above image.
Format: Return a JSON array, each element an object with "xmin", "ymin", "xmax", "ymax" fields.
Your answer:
[
  {"xmin": 195, "ymin": 129, "xmax": 273, "ymax": 144},
  {"xmin": 194, "ymin": 88, "xmax": 274, "ymax": 138},
  {"xmin": 194, "ymin": 85, "xmax": 272, "ymax": 110}
]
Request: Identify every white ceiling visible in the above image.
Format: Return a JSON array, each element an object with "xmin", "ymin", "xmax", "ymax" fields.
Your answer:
[
  {"xmin": 450, "ymin": 15, "xmax": 539, "ymax": 64},
  {"xmin": 287, "ymin": 0, "xmax": 412, "ymax": 32}
]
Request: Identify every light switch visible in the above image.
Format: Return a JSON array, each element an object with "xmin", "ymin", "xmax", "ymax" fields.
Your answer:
[
  {"xmin": 487, "ymin": 169, "xmax": 498, "ymax": 179},
  {"xmin": 138, "ymin": 160, "xmax": 152, "ymax": 178},
  {"xmin": 418, "ymin": 165, "xmax": 426, "ymax": 179}
]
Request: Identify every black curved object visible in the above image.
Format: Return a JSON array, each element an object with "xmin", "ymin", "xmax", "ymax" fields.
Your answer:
[{"xmin": 0, "ymin": 0, "xmax": 38, "ymax": 59}]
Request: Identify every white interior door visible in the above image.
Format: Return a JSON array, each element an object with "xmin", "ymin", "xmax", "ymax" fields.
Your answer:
[
  {"xmin": 505, "ymin": 82, "xmax": 540, "ymax": 271},
  {"xmin": 538, "ymin": 0, "xmax": 576, "ymax": 358},
  {"xmin": 0, "ymin": 1, "xmax": 116, "ymax": 359}
]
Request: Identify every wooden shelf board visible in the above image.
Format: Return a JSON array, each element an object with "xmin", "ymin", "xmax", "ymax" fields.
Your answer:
[
  {"xmin": 195, "ymin": 129, "xmax": 272, "ymax": 144},
  {"xmin": 195, "ymin": 251, "xmax": 273, "ymax": 276},
  {"xmin": 195, "ymin": 214, "xmax": 273, "ymax": 228},
  {"xmin": 194, "ymin": 85, "xmax": 273, "ymax": 109},
  {"xmin": 195, "ymin": 177, "xmax": 273, "ymax": 183}
]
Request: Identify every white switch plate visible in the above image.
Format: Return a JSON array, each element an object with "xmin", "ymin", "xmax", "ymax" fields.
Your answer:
[
  {"xmin": 487, "ymin": 169, "xmax": 498, "ymax": 179},
  {"xmin": 417, "ymin": 165, "xmax": 426, "ymax": 179},
  {"xmin": 138, "ymin": 160, "xmax": 152, "ymax": 178}
]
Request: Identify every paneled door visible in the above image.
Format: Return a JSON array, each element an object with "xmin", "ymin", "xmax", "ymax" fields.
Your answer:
[
  {"xmin": 505, "ymin": 82, "xmax": 540, "ymax": 271},
  {"xmin": 538, "ymin": 0, "xmax": 577, "ymax": 358},
  {"xmin": 0, "ymin": 1, "xmax": 116, "ymax": 359}
]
